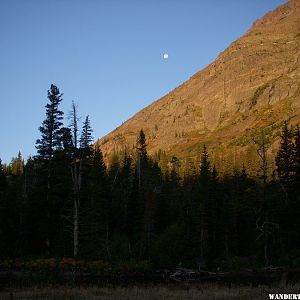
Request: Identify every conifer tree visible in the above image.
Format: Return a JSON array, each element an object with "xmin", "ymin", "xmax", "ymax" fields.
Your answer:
[
  {"xmin": 276, "ymin": 121, "xmax": 295, "ymax": 191},
  {"xmin": 254, "ymin": 129, "xmax": 274, "ymax": 266},
  {"xmin": 155, "ymin": 175, "xmax": 169, "ymax": 235},
  {"xmin": 36, "ymin": 84, "xmax": 64, "ymax": 161},
  {"xmin": 126, "ymin": 166, "xmax": 141, "ymax": 253},
  {"xmin": 0, "ymin": 158, "xmax": 12, "ymax": 257},
  {"xmin": 132, "ymin": 130, "xmax": 149, "ymax": 257},
  {"xmin": 234, "ymin": 167, "xmax": 255, "ymax": 257},
  {"xmin": 137, "ymin": 129, "xmax": 147, "ymax": 163},
  {"xmin": 51, "ymin": 127, "xmax": 73, "ymax": 256},
  {"xmin": 60, "ymin": 127, "xmax": 74, "ymax": 153},
  {"xmin": 120, "ymin": 151, "xmax": 134, "ymax": 237},
  {"xmin": 21, "ymin": 156, "xmax": 41, "ymax": 256},
  {"xmin": 0, "ymin": 158, "xmax": 7, "ymax": 256},
  {"xmin": 0, "ymin": 159, "xmax": 6, "ymax": 192},
  {"xmin": 207, "ymin": 165, "xmax": 220, "ymax": 262},
  {"xmin": 293, "ymin": 125, "xmax": 300, "ymax": 189},
  {"xmin": 80, "ymin": 115, "xmax": 93, "ymax": 149},
  {"xmin": 289, "ymin": 125, "xmax": 300, "ymax": 249},
  {"xmin": 199, "ymin": 145, "xmax": 211, "ymax": 184},
  {"xmin": 35, "ymin": 84, "xmax": 64, "ymax": 255},
  {"xmin": 81, "ymin": 145, "xmax": 110, "ymax": 259},
  {"xmin": 10, "ymin": 152, "xmax": 24, "ymax": 175},
  {"xmin": 198, "ymin": 145, "xmax": 211, "ymax": 265},
  {"xmin": 69, "ymin": 101, "xmax": 79, "ymax": 149},
  {"xmin": 167, "ymin": 157, "xmax": 181, "ymax": 224},
  {"xmin": 108, "ymin": 152, "xmax": 123, "ymax": 235}
]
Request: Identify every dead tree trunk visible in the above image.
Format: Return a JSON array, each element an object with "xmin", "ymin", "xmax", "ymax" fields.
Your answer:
[
  {"xmin": 71, "ymin": 159, "xmax": 82, "ymax": 257},
  {"xmin": 253, "ymin": 130, "xmax": 272, "ymax": 267}
]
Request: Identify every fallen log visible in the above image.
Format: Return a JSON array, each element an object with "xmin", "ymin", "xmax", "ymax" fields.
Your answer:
[{"xmin": 0, "ymin": 267, "xmax": 299, "ymax": 286}]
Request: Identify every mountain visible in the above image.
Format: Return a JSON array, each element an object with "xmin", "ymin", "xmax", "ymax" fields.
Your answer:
[{"xmin": 97, "ymin": 0, "xmax": 300, "ymax": 173}]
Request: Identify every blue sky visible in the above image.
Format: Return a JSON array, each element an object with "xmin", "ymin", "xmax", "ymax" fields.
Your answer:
[{"xmin": 0, "ymin": 0, "xmax": 286, "ymax": 163}]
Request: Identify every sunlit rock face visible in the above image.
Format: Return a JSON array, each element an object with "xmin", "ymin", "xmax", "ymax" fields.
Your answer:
[{"xmin": 97, "ymin": 0, "xmax": 300, "ymax": 165}]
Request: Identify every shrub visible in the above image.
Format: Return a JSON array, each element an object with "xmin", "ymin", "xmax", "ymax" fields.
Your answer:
[{"xmin": 151, "ymin": 223, "xmax": 189, "ymax": 268}]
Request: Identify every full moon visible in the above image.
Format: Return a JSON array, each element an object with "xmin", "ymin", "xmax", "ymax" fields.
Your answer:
[{"xmin": 163, "ymin": 53, "xmax": 169, "ymax": 59}]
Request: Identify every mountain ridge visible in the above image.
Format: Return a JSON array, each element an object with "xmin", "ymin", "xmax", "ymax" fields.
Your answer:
[{"xmin": 97, "ymin": 0, "xmax": 300, "ymax": 172}]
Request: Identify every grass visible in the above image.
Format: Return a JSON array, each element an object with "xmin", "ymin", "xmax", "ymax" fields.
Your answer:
[
  {"xmin": 1, "ymin": 284, "xmax": 300, "ymax": 300},
  {"xmin": 250, "ymin": 83, "xmax": 270, "ymax": 109}
]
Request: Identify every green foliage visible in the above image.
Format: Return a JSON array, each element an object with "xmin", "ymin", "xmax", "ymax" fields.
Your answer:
[
  {"xmin": 110, "ymin": 234, "xmax": 131, "ymax": 262},
  {"xmin": 275, "ymin": 121, "xmax": 295, "ymax": 188},
  {"xmin": 80, "ymin": 145, "xmax": 110, "ymax": 260},
  {"xmin": 137, "ymin": 129, "xmax": 147, "ymax": 162},
  {"xmin": 3, "ymin": 85, "xmax": 300, "ymax": 273},
  {"xmin": 250, "ymin": 83, "xmax": 269, "ymax": 109},
  {"xmin": 219, "ymin": 256, "xmax": 257, "ymax": 271},
  {"xmin": 281, "ymin": 249, "xmax": 300, "ymax": 267},
  {"xmin": 114, "ymin": 259, "xmax": 153, "ymax": 273},
  {"xmin": 10, "ymin": 152, "xmax": 24, "ymax": 175},
  {"xmin": 0, "ymin": 158, "xmax": 6, "ymax": 190},
  {"xmin": 293, "ymin": 125, "xmax": 300, "ymax": 188},
  {"xmin": 80, "ymin": 115, "xmax": 93, "ymax": 149},
  {"xmin": 151, "ymin": 223, "xmax": 187, "ymax": 267},
  {"xmin": 36, "ymin": 84, "xmax": 64, "ymax": 160}
]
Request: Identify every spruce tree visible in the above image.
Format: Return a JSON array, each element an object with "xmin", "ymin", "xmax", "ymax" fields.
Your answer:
[
  {"xmin": 81, "ymin": 145, "xmax": 110, "ymax": 259},
  {"xmin": 127, "ymin": 129, "xmax": 154, "ymax": 257},
  {"xmin": 126, "ymin": 167, "xmax": 141, "ymax": 253},
  {"xmin": 137, "ymin": 129, "xmax": 147, "ymax": 164},
  {"xmin": 0, "ymin": 159, "xmax": 6, "ymax": 192},
  {"xmin": 108, "ymin": 152, "xmax": 121, "ymax": 235},
  {"xmin": 69, "ymin": 101, "xmax": 80, "ymax": 149},
  {"xmin": 254, "ymin": 129, "xmax": 274, "ymax": 266},
  {"xmin": 290, "ymin": 125, "xmax": 300, "ymax": 249},
  {"xmin": 51, "ymin": 127, "xmax": 73, "ymax": 256},
  {"xmin": 133, "ymin": 130, "xmax": 149, "ymax": 257},
  {"xmin": 35, "ymin": 84, "xmax": 64, "ymax": 255},
  {"xmin": 0, "ymin": 158, "xmax": 7, "ymax": 256},
  {"xmin": 198, "ymin": 145, "xmax": 211, "ymax": 266},
  {"xmin": 80, "ymin": 115, "xmax": 93, "ymax": 149},
  {"xmin": 293, "ymin": 125, "xmax": 300, "ymax": 189},
  {"xmin": 199, "ymin": 145, "xmax": 211, "ymax": 184},
  {"xmin": 276, "ymin": 121, "xmax": 295, "ymax": 191},
  {"xmin": 10, "ymin": 152, "xmax": 24, "ymax": 175},
  {"xmin": 167, "ymin": 157, "xmax": 181, "ymax": 224},
  {"xmin": 36, "ymin": 84, "xmax": 64, "ymax": 161},
  {"xmin": 119, "ymin": 151, "xmax": 134, "ymax": 239}
]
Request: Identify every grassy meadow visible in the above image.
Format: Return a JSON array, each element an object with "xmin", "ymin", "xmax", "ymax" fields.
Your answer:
[{"xmin": 0, "ymin": 284, "xmax": 300, "ymax": 300}]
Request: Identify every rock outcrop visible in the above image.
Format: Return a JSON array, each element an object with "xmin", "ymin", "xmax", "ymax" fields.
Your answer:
[{"xmin": 97, "ymin": 0, "xmax": 300, "ymax": 168}]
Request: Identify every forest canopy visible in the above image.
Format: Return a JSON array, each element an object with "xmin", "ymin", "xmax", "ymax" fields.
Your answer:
[{"xmin": 0, "ymin": 84, "xmax": 300, "ymax": 271}]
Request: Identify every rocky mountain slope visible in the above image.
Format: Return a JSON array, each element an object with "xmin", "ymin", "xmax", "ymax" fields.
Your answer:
[{"xmin": 97, "ymin": 0, "xmax": 300, "ymax": 172}]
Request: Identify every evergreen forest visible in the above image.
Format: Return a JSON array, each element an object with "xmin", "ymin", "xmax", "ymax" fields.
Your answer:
[{"xmin": 1, "ymin": 84, "xmax": 300, "ymax": 273}]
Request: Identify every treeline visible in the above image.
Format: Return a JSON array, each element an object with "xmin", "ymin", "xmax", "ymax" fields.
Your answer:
[{"xmin": 0, "ymin": 84, "xmax": 300, "ymax": 270}]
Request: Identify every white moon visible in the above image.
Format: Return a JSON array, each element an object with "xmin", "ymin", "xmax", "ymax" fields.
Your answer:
[{"xmin": 163, "ymin": 53, "xmax": 169, "ymax": 59}]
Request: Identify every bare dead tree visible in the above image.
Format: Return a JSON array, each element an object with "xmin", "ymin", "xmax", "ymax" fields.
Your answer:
[
  {"xmin": 69, "ymin": 101, "xmax": 82, "ymax": 257},
  {"xmin": 253, "ymin": 129, "xmax": 272, "ymax": 266}
]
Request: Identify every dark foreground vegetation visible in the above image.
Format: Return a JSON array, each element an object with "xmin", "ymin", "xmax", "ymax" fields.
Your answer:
[
  {"xmin": 1, "ymin": 284, "xmax": 300, "ymax": 300},
  {"xmin": 0, "ymin": 85, "xmax": 300, "ymax": 286}
]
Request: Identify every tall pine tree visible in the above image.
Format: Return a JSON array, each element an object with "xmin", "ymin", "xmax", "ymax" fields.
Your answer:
[
  {"xmin": 276, "ymin": 121, "xmax": 295, "ymax": 192},
  {"xmin": 35, "ymin": 84, "xmax": 64, "ymax": 255},
  {"xmin": 36, "ymin": 84, "xmax": 64, "ymax": 161}
]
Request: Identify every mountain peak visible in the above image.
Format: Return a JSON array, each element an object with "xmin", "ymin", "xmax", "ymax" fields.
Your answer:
[
  {"xmin": 252, "ymin": 0, "xmax": 300, "ymax": 29},
  {"xmin": 97, "ymin": 1, "xmax": 300, "ymax": 173}
]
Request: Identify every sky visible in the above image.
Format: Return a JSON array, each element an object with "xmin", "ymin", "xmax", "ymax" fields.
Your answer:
[{"xmin": 0, "ymin": 0, "xmax": 287, "ymax": 163}]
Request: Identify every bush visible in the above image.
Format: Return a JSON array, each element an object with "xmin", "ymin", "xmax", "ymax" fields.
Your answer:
[
  {"xmin": 281, "ymin": 249, "xmax": 300, "ymax": 267},
  {"xmin": 114, "ymin": 259, "xmax": 153, "ymax": 273},
  {"xmin": 151, "ymin": 223, "xmax": 189, "ymax": 268},
  {"xmin": 110, "ymin": 234, "xmax": 131, "ymax": 262}
]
